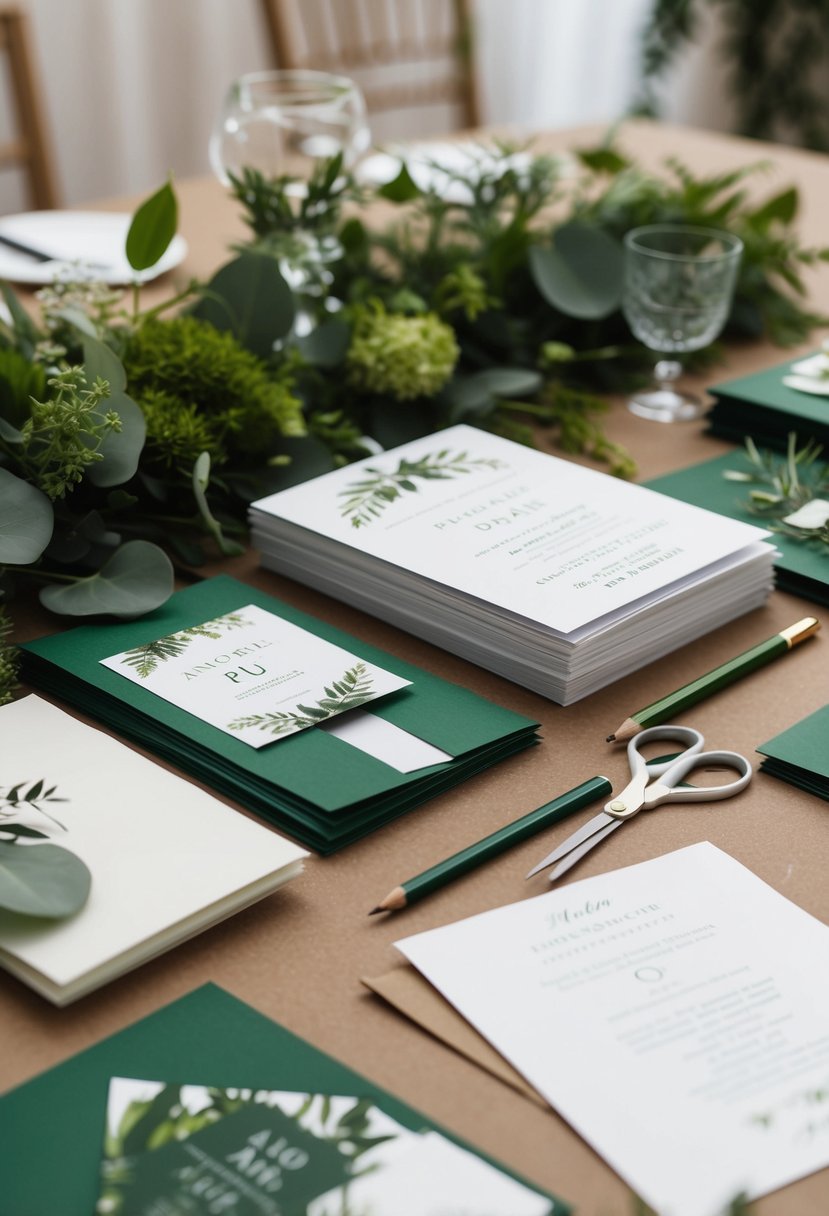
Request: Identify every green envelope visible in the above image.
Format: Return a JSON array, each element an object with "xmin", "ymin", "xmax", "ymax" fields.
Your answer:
[
  {"xmin": 708, "ymin": 351, "xmax": 829, "ymax": 449},
  {"xmin": 21, "ymin": 576, "xmax": 539, "ymax": 852},
  {"xmin": 646, "ymin": 450, "xmax": 829, "ymax": 606},
  {"xmin": 0, "ymin": 983, "xmax": 566, "ymax": 1216},
  {"xmin": 757, "ymin": 703, "xmax": 829, "ymax": 800}
]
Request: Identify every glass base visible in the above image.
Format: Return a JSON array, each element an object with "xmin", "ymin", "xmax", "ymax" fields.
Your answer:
[{"xmin": 627, "ymin": 386, "xmax": 703, "ymax": 423}]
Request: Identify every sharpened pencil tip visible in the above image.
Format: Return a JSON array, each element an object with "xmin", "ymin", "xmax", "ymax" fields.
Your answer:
[
  {"xmin": 606, "ymin": 733, "xmax": 616, "ymax": 742},
  {"xmin": 368, "ymin": 907, "xmax": 382, "ymax": 916}
]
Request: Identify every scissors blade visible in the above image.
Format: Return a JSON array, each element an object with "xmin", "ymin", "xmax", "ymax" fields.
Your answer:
[
  {"xmin": 547, "ymin": 818, "xmax": 624, "ymax": 883},
  {"xmin": 525, "ymin": 810, "xmax": 617, "ymax": 878}
]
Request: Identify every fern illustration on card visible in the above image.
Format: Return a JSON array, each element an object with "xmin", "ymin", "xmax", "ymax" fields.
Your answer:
[
  {"xmin": 101, "ymin": 605, "xmax": 410, "ymax": 749},
  {"xmin": 120, "ymin": 611, "xmax": 251, "ymax": 678},
  {"xmin": 228, "ymin": 662, "xmax": 377, "ymax": 737},
  {"xmin": 338, "ymin": 449, "xmax": 507, "ymax": 527}
]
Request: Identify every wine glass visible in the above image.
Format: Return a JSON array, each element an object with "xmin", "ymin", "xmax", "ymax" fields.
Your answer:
[
  {"xmin": 622, "ymin": 224, "xmax": 743, "ymax": 422},
  {"xmin": 209, "ymin": 68, "xmax": 370, "ymax": 185},
  {"xmin": 209, "ymin": 70, "xmax": 370, "ymax": 332}
]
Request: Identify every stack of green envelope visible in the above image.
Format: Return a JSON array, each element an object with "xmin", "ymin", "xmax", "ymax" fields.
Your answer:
[
  {"xmin": 707, "ymin": 350, "xmax": 829, "ymax": 449},
  {"xmin": 647, "ymin": 451, "xmax": 829, "ymax": 606},
  {"xmin": 21, "ymin": 576, "xmax": 540, "ymax": 853},
  {"xmin": 757, "ymin": 704, "xmax": 829, "ymax": 801}
]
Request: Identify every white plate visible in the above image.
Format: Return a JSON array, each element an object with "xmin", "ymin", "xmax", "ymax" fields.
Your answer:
[
  {"xmin": 0, "ymin": 211, "xmax": 188, "ymax": 285},
  {"xmin": 357, "ymin": 141, "xmax": 573, "ymax": 204}
]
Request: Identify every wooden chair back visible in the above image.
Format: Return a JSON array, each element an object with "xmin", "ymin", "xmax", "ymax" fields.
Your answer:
[
  {"xmin": 0, "ymin": 6, "xmax": 59, "ymax": 209},
  {"xmin": 257, "ymin": 0, "xmax": 480, "ymax": 135}
]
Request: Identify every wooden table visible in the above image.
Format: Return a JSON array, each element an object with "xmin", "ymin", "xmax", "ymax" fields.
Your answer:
[{"xmin": 5, "ymin": 121, "xmax": 829, "ymax": 1215}]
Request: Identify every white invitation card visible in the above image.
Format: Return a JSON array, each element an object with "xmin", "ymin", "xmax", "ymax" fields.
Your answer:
[
  {"xmin": 101, "ymin": 604, "xmax": 411, "ymax": 749},
  {"xmin": 397, "ymin": 843, "xmax": 829, "ymax": 1215},
  {"xmin": 253, "ymin": 425, "xmax": 770, "ymax": 636}
]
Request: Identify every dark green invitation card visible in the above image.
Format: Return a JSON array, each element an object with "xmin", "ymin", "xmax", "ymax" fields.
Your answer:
[
  {"xmin": 0, "ymin": 984, "xmax": 566, "ymax": 1216},
  {"xmin": 21, "ymin": 576, "xmax": 539, "ymax": 852},
  {"xmin": 97, "ymin": 1078, "xmax": 556, "ymax": 1215},
  {"xmin": 757, "ymin": 703, "xmax": 829, "ymax": 800}
]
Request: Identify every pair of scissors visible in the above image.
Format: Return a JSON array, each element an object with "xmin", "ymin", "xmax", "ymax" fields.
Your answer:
[{"xmin": 526, "ymin": 725, "xmax": 752, "ymax": 883}]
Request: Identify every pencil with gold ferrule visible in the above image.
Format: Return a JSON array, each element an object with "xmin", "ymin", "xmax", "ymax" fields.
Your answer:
[
  {"xmin": 369, "ymin": 775, "xmax": 612, "ymax": 914},
  {"xmin": 607, "ymin": 617, "xmax": 820, "ymax": 744}
]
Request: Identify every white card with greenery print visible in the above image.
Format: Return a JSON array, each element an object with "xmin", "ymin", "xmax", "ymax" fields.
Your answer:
[
  {"xmin": 98, "ymin": 1078, "xmax": 554, "ymax": 1216},
  {"xmin": 100, "ymin": 604, "xmax": 411, "ymax": 749}
]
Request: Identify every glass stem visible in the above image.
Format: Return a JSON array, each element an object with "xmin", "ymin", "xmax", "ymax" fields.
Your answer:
[{"xmin": 654, "ymin": 359, "xmax": 683, "ymax": 389}]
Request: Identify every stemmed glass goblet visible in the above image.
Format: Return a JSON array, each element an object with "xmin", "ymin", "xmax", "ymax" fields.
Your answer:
[
  {"xmin": 622, "ymin": 224, "xmax": 743, "ymax": 422},
  {"xmin": 209, "ymin": 69, "xmax": 370, "ymax": 330}
]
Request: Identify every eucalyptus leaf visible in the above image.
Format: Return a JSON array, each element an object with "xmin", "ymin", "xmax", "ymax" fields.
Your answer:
[
  {"xmin": 0, "ymin": 841, "xmax": 91, "ymax": 917},
  {"xmin": 86, "ymin": 389, "xmax": 146, "ymax": 487},
  {"xmin": 39, "ymin": 539, "xmax": 173, "ymax": 617},
  {"xmin": 0, "ymin": 467, "xmax": 53, "ymax": 564},
  {"xmin": 81, "ymin": 334, "xmax": 127, "ymax": 393},
  {"xmin": 295, "ymin": 319, "xmax": 350, "ymax": 368},
  {"xmin": 193, "ymin": 253, "xmax": 295, "ymax": 358},
  {"xmin": 529, "ymin": 223, "xmax": 624, "ymax": 319},
  {"xmin": 446, "ymin": 367, "xmax": 542, "ymax": 421},
  {"xmin": 126, "ymin": 180, "xmax": 178, "ymax": 272}
]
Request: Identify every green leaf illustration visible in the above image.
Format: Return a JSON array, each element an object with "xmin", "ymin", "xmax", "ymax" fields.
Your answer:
[
  {"xmin": 120, "ymin": 611, "xmax": 251, "ymax": 677},
  {"xmin": 0, "ymin": 841, "xmax": 91, "ymax": 917},
  {"xmin": 338, "ymin": 449, "xmax": 506, "ymax": 528},
  {"xmin": 228, "ymin": 662, "xmax": 376, "ymax": 736}
]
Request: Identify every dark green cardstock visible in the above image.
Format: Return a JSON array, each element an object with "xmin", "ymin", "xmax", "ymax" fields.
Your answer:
[
  {"xmin": 0, "ymin": 984, "xmax": 566, "ymax": 1216},
  {"xmin": 647, "ymin": 450, "xmax": 829, "ymax": 606},
  {"xmin": 757, "ymin": 703, "xmax": 829, "ymax": 798},
  {"xmin": 708, "ymin": 351, "xmax": 829, "ymax": 449},
  {"xmin": 21, "ymin": 577, "xmax": 539, "ymax": 851}
]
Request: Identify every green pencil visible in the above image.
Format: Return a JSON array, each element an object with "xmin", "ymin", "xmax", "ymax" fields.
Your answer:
[
  {"xmin": 368, "ymin": 775, "xmax": 612, "ymax": 914},
  {"xmin": 607, "ymin": 616, "xmax": 820, "ymax": 743}
]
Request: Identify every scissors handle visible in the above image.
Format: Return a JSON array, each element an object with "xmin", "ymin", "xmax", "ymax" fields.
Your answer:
[
  {"xmin": 644, "ymin": 749, "xmax": 752, "ymax": 806},
  {"xmin": 627, "ymin": 725, "xmax": 704, "ymax": 778}
]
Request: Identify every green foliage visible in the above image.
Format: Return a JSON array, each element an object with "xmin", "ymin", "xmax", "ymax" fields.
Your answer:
[
  {"xmin": 0, "ymin": 606, "xmax": 19, "ymax": 706},
  {"xmin": 229, "ymin": 153, "xmax": 353, "ymax": 243},
  {"xmin": 637, "ymin": 0, "xmax": 829, "ymax": 151},
  {"xmin": 122, "ymin": 316, "xmax": 305, "ymax": 472},
  {"xmin": 15, "ymin": 366, "xmax": 122, "ymax": 500},
  {"xmin": 726, "ymin": 432, "xmax": 829, "ymax": 544},
  {"xmin": 126, "ymin": 180, "xmax": 178, "ymax": 271},
  {"xmin": 346, "ymin": 302, "xmax": 460, "ymax": 400}
]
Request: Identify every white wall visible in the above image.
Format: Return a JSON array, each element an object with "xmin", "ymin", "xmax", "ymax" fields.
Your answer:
[{"xmin": 2, "ymin": 0, "xmax": 733, "ymax": 213}]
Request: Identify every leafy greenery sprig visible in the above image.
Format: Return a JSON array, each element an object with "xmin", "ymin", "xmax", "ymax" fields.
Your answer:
[{"xmin": 726, "ymin": 433, "xmax": 829, "ymax": 545}]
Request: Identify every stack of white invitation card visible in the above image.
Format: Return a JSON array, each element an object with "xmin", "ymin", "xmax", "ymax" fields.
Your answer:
[{"xmin": 250, "ymin": 425, "xmax": 775, "ymax": 703}]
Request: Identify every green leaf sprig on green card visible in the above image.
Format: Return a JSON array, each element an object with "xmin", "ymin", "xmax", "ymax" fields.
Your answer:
[{"xmin": 726, "ymin": 433, "xmax": 829, "ymax": 546}]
